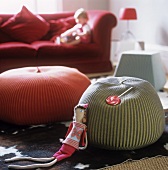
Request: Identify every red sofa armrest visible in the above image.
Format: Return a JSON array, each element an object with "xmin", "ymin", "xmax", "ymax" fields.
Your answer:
[{"xmin": 88, "ymin": 10, "xmax": 117, "ymax": 60}]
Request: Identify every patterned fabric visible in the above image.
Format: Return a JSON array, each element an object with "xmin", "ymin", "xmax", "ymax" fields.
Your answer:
[
  {"xmin": 53, "ymin": 144, "xmax": 76, "ymax": 161},
  {"xmin": 63, "ymin": 122, "xmax": 86, "ymax": 149},
  {"xmin": 79, "ymin": 76, "xmax": 165, "ymax": 150}
]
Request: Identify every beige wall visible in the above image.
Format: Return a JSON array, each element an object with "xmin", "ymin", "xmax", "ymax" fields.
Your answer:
[{"xmin": 62, "ymin": 0, "xmax": 109, "ymax": 11}]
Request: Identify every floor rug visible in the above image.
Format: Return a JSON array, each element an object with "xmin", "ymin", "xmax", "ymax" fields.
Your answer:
[
  {"xmin": 99, "ymin": 156, "xmax": 168, "ymax": 170},
  {"xmin": 0, "ymin": 117, "xmax": 168, "ymax": 170}
]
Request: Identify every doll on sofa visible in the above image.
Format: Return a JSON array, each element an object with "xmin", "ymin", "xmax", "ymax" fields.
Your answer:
[{"xmin": 56, "ymin": 8, "xmax": 91, "ymax": 45}]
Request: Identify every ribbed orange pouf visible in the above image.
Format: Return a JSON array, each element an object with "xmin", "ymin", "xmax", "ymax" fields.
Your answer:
[{"xmin": 0, "ymin": 66, "xmax": 91, "ymax": 125}]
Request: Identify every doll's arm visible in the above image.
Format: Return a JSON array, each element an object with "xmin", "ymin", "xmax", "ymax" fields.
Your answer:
[
  {"xmin": 79, "ymin": 129, "xmax": 88, "ymax": 150},
  {"xmin": 65, "ymin": 122, "xmax": 73, "ymax": 138}
]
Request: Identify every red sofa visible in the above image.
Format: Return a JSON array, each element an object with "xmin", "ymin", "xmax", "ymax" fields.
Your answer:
[{"xmin": 0, "ymin": 6, "xmax": 117, "ymax": 74}]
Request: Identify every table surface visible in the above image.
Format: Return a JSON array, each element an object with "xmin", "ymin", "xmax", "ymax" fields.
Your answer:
[
  {"xmin": 157, "ymin": 92, "xmax": 168, "ymax": 110},
  {"xmin": 122, "ymin": 50, "xmax": 160, "ymax": 55},
  {"xmin": 160, "ymin": 75, "xmax": 168, "ymax": 110},
  {"xmin": 164, "ymin": 75, "xmax": 168, "ymax": 92}
]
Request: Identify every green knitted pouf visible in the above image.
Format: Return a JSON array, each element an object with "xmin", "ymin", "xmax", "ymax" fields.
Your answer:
[{"xmin": 79, "ymin": 76, "xmax": 165, "ymax": 150}]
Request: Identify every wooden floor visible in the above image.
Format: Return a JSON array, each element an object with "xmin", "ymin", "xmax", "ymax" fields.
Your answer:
[{"xmin": 86, "ymin": 71, "xmax": 114, "ymax": 78}]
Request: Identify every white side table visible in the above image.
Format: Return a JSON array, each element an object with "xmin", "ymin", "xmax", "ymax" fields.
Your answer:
[{"xmin": 114, "ymin": 50, "xmax": 167, "ymax": 91}]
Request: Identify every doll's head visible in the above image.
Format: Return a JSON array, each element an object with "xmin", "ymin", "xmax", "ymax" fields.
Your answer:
[
  {"xmin": 74, "ymin": 104, "xmax": 88, "ymax": 123},
  {"xmin": 74, "ymin": 8, "xmax": 89, "ymax": 24}
]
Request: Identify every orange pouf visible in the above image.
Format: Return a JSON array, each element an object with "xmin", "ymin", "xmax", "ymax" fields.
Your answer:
[{"xmin": 0, "ymin": 66, "xmax": 91, "ymax": 125}]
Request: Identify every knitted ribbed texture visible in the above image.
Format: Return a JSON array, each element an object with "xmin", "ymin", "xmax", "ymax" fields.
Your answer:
[
  {"xmin": 0, "ymin": 66, "xmax": 91, "ymax": 125},
  {"xmin": 99, "ymin": 156, "xmax": 168, "ymax": 170},
  {"xmin": 79, "ymin": 76, "xmax": 165, "ymax": 150}
]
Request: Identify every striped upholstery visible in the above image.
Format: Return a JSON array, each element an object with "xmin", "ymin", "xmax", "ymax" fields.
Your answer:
[
  {"xmin": 79, "ymin": 76, "xmax": 165, "ymax": 150},
  {"xmin": 0, "ymin": 66, "xmax": 91, "ymax": 125}
]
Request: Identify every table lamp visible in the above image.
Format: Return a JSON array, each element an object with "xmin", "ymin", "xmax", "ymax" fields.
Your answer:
[{"xmin": 119, "ymin": 8, "xmax": 137, "ymax": 40}]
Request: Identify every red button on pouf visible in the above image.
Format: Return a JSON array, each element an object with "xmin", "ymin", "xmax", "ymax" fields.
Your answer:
[
  {"xmin": 106, "ymin": 95, "xmax": 121, "ymax": 106},
  {"xmin": 0, "ymin": 66, "xmax": 91, "ymax": 125}
]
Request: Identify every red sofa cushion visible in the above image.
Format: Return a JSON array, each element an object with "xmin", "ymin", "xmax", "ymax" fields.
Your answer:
[
  {"xmin": 0, "ymin": 42, "xmax": 36, "ymax": 58},
  {"xmin": 0, "ymin": 17, "xmax": 2, "ymax": 24},
  {"xmin": 0, "ymin": 30, "xmax": 14, "ymax": 43},
  {"xmin": 32, "ymin": 41, "xmax": 101, "ymax": 57},
  {"xmin": 0, "ymin": 6, "xmax": 49, "ymax": 43},
  {"xmin": 0, "ymin": 17, "xmax": 14, "ymax": 43},
  {"xmin": 0, "ymin": 66, "xmax": 91, "ymax": 125}
]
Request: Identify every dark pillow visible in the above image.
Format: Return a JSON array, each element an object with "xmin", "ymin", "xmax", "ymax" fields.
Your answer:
[
  {"xmin": 0, "ymin": 17, "xmax": 14, "ymax": 43},
  {"xmin": 0, "ymin": 30, "xmax": 14, "ymax": 43},
  {"xmin": 0, "ymin": 6, "xmax": 50, "ymax": 43},
  {"xmin": 45, "ymin": 16, "xmax": 76, "ymax": 42}
]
